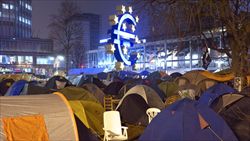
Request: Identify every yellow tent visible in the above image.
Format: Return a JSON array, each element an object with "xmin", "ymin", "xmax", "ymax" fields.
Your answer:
[{"xmin": 68, "ymin": 100, "xmax": 104, "ymax": 136}]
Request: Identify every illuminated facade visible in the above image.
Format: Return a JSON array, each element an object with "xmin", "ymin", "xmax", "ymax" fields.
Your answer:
[{"xmin": 87, "ymin": 34, "xmax": 230, "ymax": 73}]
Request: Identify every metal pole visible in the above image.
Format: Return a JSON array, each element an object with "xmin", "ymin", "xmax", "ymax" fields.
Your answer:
[
  {"xmin": 164, "ymin": 42, "xmax": 167, "ymax": 71},
  {"xmin": 143, "ymin": 44, "xmax": 146, "ymax": 70},
  {"xmin": 189, "ymin": 40, "xmax": 192, "ymax": 70}
]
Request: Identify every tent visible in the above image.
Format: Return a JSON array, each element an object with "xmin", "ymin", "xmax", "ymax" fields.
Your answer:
[
  {"xmin": 158, "ymin": 81, "xmax": 179, "ymax": 98},
  {"xmin": 116, "ymin": 85, "xmax": 165, "ymax": 110},
  {"xmin": 199, "ymin": 83, "xmax": 237, "ymax": 106},
  {"xmin": 82, "ymin": 83, "xmax": 105, "ymax": 105},
  {"xmin": 97, "ymin": 72, "xmax": 108, "ymax": 80},
  {"xmin": 59, "ymin": 87, "xmax": 99, "ymax": 103},
  {"xmin": 0, "ymin": 94, "xmax": 78, "ymax": 141},
  {"xmin": 170, "ymin": 72, "xmax": 183, "ymax": 79},
  {"xmin": 103, "ymin": 81, "xmax": 124, "ymax": 96},
  {"xmin": 139, "ymin": 70, "xmax": 150, "ymax": 76},
  {"xmin": 5, "ymin": 80, "xmax": 27, "ymax": 96},
  {"xmin": 67, "ymin": 100, "xmax": 104, "ymax": 137},
  {"xmin": 209, "ymin": 93, "xmax": 244, "ymax": 113},
  {"xmin": 118, "ymin": 78, "xmax": 144, "ymax": 99},
  {"xmin": 78, "ymin": 77, "xmax": 106, "ymax": 90},
  {"xmin": 183, "ymin": 70, "xmax": 234, "ymax": 85},
  {"xmin": 139, "ymin": 98, "xmax": 238, "ymax": 141},
  {"xmin": 117, "ymin": 94, "xmax": 150, "ymax": 126},
  {"xmin": 20, "ymin": 83, "xmax": 54, "ymax": 95},
  {"xmin": 0, "ymin": 78, "xmax": 14, "ymax": 96},
  {"xmin": 219, "ymin": 96, "xmax": 250, "ymax": 141},
  {"xmin": 196, "ymin": 78, "xmax": 218, "ymax": 97},
  {"xmin": 45, "ymin": 75, "xmax": 71, "ymax": 90},
  {"xmin": 174, "ymin": 76, "xmax": 190, "ymax": 86}
]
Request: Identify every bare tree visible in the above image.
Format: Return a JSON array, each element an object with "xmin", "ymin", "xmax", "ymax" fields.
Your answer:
[
  {"xmin": 133, "ymin": 0, "xmax": 250, "ymax": 86},
  {"xmin": 48, "ymin": 0, "xmax": 83, "ymax": 74}
]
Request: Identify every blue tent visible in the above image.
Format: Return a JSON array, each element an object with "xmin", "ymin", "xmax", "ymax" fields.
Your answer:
[
  {"xmin": 5, "ymin": 80, "xmax": 27, "ymax": 96},
  {"xmin": 199, "ymin": 83, "xmax": 237, "ymax": 106},
  {"xmin": 97, "ymin": 72, "xmax": 108, "ymax": 80},
  {"xmin": 139, "ymin": 99, "xmax": 238, "ymax": 141},
  {"xmin": 140, "ymin": 70, "xmax": 150, "ymax": 76}
]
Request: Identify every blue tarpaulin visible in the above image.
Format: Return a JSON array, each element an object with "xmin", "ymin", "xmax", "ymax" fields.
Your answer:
[{"xmin": 68, "ymin": 68, "xmax": 105, "ymax": 75}]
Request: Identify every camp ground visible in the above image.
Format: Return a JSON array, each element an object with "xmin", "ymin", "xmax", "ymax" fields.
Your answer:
[{"xmin": 0, "ymin": 70, "xmax": 250, "ymax": 141}]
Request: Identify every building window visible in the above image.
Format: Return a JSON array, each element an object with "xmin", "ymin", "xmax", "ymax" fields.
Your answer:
[
  {"xmin": 25, "ymin": 3, "xmax": 32, "ymax": 11},
  {"xmin": 10, "ymin": 4, "xmax": 14, "ymax": 10},
  {"xmin": 2, "ymin": 3, "xmax": 9, "ymax": 9}
]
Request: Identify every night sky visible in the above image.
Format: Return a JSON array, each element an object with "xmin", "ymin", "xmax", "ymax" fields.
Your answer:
[{"xmin": 32, "ymin": 0, "xmax": 130, "ymax": 40}]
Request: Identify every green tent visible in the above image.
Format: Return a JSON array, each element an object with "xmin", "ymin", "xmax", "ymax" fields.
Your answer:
[{"xmin": 158, "ymin": 81, "xmax": 179, "ymax": 98}]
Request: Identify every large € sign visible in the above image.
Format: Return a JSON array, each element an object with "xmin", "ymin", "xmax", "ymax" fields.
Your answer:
[{"xmin": 106, "ymin": 5, "xmax": 140, "ymax": 70}]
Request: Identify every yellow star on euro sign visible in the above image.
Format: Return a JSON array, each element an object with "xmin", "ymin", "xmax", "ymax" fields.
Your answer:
[
  {"xmin": 135, "ymin": 16, "xmax": 139, "ymax": 23},
  {"xmin": 115, "ymin": 62, "xmax": 124, "ymax": 70},
  {"xmin": 127, "ymin": 6, "xmax": 133, "ymax": 14},
  {"xmin": 123, "ymin": 46, "xmax": 128, "ymax": 54},
  {"xmin": 116, "ymin": 5, "xmax": 126, "ymax": 14},
  {"xmin": 122, "ymin": 23, "xmax": 127, "ymax": 31},
  {"xmin": 131, "ymin": 25, "xmax": 136, "ymax": 32},
  {"xmin": 109, "ymin": 15, "xmax": 118, "ymax": 25},
  {"xmin": 106, "ymin": 44, "xmax": 115, "ymax": 54}
]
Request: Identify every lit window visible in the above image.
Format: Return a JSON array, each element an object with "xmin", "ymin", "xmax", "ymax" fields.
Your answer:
[
  {"xmin": 2, "ymin": 3, "xmax": 9, "ymax": 9},
  {"xmin": 19, "ymin": 16, "xmax": 22, "ymax": 22},
  {"xmin": 10, "ymin": 4, "xmax": 14, "ymax": 9},
  {"xmin": 0, "ymin": 12, "xmax": 2, "ymax": 17},
  {"xmin": 27, "ymin": 20, "xmax": 31, "ymax": 25},
  {"xmin": 25, "ymin": 3, "xmax": 32, "ymax": 11}
]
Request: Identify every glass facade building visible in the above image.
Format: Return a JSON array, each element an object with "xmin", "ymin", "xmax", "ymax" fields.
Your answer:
[
  {"xmin": 0, "ymin": 0, "xmax": 32, "ymax": 38},
  {"xmin": 87, "ymin": 35, "xmax": 230, "ymax": 73}
]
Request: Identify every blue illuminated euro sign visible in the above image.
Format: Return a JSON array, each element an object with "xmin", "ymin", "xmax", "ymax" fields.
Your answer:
[{"xmin": 107, "ymin": 8, "xmax": 140, "ymax": 66}]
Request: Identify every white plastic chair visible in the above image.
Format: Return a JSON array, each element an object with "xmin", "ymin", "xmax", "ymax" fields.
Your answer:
[
  {"xmin": 146, "ymin": 108, "xmax": 161, "ymax": 123},
  {"xmin": 103, "ymin": 111, "xmax": 128, "ymax": 141}
]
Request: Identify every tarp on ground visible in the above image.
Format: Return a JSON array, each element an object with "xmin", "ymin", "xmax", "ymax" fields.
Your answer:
[
  {"xmin": 139, "ymin": 98, "xmax": 238, "ymax": 141},
  {"xmin": 116, "ymin": 85, "xmax": 165, "ymax": 110},
  {"xmin": 199, "ymin": 83, "xmax": 237, "ymax": 106},
  {"xmin": 5, "ymin": 80, "xmax": 27, "ymax": 96},
  {"xmin": 117, "ymin": 94, "xmax": 150, "ymax": 126},
  {"xmin": 82, "ymin": 83, "xmax": 105, "ymax": 105},
  {"xmin": 0, "ymin": 94, "xmax": 78, "ymax": 141},
  {"xmin": 68, "ymin": 68, "xmax": 105, "ymax": 75}
]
